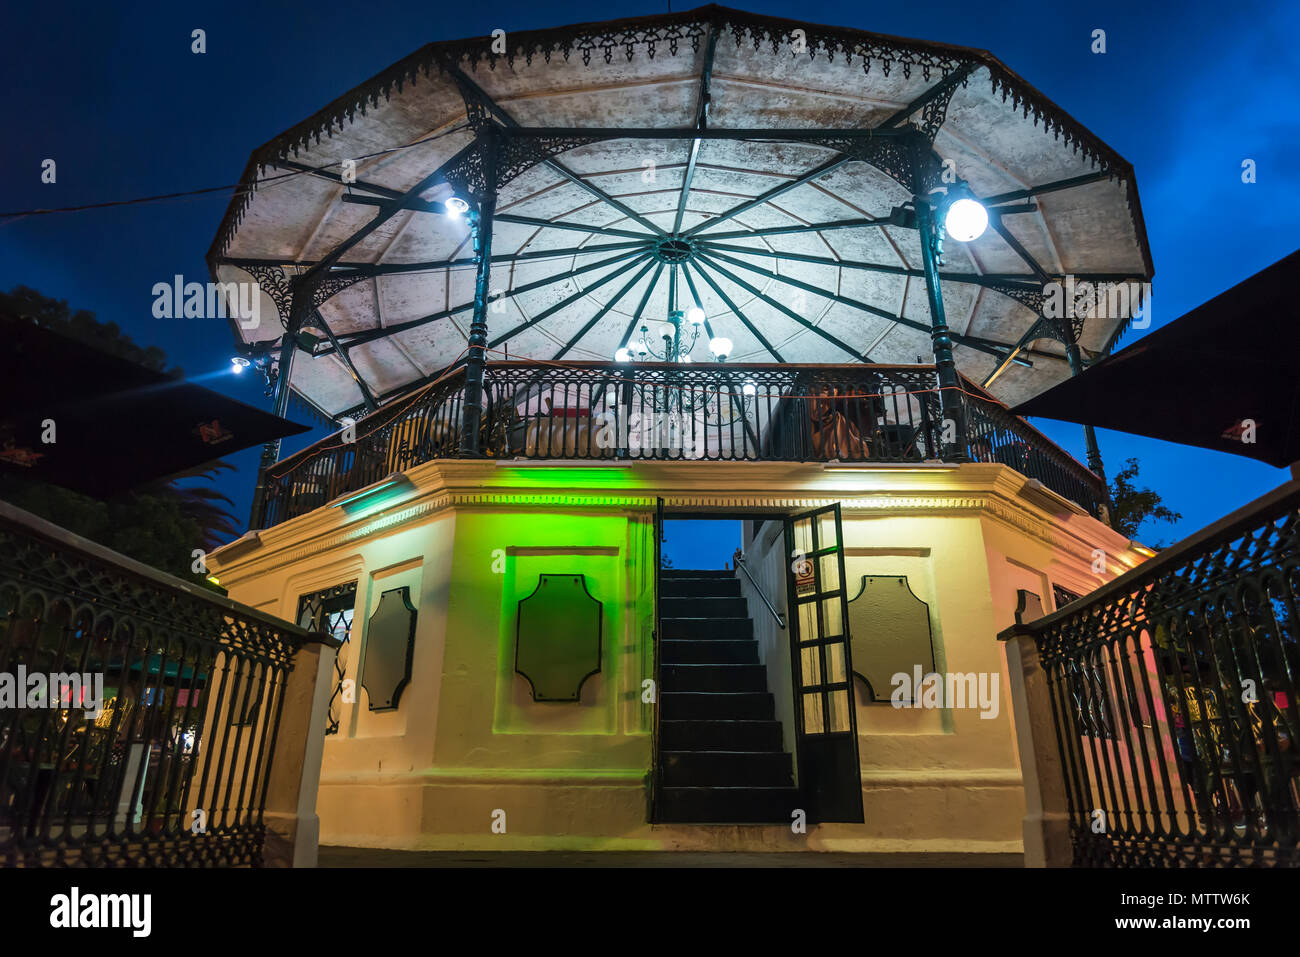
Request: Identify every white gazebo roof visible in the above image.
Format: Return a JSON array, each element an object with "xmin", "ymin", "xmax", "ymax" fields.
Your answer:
[{"xmin": 209, "ymin": 5, "xmax": 1152, "ymax": 420}]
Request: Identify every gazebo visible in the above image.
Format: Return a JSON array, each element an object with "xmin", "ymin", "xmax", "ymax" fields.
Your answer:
[
  {"xmin": 208, "ymin": 5, "xmax": 1150, "ymax": 523},
  {"xmin": 205, "ymin": 7, "xmax": 1156, "ymax": 849}
]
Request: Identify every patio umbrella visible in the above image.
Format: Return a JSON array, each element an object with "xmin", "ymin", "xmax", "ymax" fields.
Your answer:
[
  {"xmin": 0, "ymin": 313, "xmax": 310, "ymax": 497},
  {"xmin": 1012, "ymin": 249, "xmax": 1300, "ymax": 468}
]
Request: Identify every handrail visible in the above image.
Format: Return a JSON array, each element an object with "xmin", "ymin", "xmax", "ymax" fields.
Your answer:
[
  {"xmin": 735, "ymin": 556, "xmax": 786, "ymax": 629},
  {"xmin": 1000, "ymin": 478, "xmax": 1300, "ymax": 642},
  {"xmin": 0, "ymin": 501, "xmax": 321, "ymax": 645}
]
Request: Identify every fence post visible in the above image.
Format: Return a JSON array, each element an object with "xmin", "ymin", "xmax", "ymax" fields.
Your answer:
[
  {"xmin": 1003, "ymin": 603, "xmax": 1072, "ymax": 867},
  {"xmin": 261, "ymin": 635, "xmax": 339, "ymax": 867}
]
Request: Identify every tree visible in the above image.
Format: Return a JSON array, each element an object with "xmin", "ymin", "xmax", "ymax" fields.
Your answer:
[
  {"xmin": 0, "ymin": 287, "xmax": 238, "ymax": 587},
  {"xmin": 1107, "ymin": 457, "xmax": 1182, "ymax": 546}
]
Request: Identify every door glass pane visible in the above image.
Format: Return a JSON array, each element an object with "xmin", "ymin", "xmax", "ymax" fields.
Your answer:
[
  {"xmin": 803, "ymin": 692, "xmax": 824, "ymax": 734},
  {"xmin": 793, "ymin": 518, "xmax": 813, "ymax": 555},
  {"xmin": 821, "ymin": 598, "xmax": 843, "ymax": 638},
  {"xmin": 798, "ymin": 601, "xmax": 820, "ymax": 640},
  {"xmin": 828, "ymin": 689, "xmax": 851, "ymax": 732},
  {"xmin": 818, "ymin": 512, "xmax": 839, "ymax": 550},
  {"xmin": 825, "ymin": 642, "xmax": 846, "ymax": 684},
  {"xmin": 818, "ymin": 553, "xmax": 841, "ymax": 592},
  {"xmin": 800, "ymin": 645, "xmax": 822, "ymax": 686}
]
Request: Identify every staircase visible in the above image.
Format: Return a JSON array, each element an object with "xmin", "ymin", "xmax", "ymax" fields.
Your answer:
[{"xmin": 656, "ymin": 569, "xmax": 799, "ymax": 824}]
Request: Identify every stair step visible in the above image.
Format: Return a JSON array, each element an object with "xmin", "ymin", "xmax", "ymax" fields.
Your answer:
[
  {"xmin": 660, "ymin": 617, "xmax": 753, "ymax": 640},
  {"xmin": 658, "ymin": 787, "xmax": 802, "ymax": 824},
  {"xmin": 660, "ymin": 719, "xmax": 784, "ymax": 752},
  {"xmin": 662, "ymin": 663, "xmax": 767, "ymax": 693},
  {"xmin": 662, "ymin": 750, "xmax": 793, "ymax": 787},
  {"xmin": 661, "ymin": 691, "xmax": 774, "ymax": 720},
  {"xmin": 661, "ymin": 640, "xmax": 758, "ymax": 664},
  {"xmin": 661, "ymin": 596, "xmax": 749, "ymax": 618},
  {"xmin": 660, "ymin": 577, "xmax": 743, "ymax": 598}
]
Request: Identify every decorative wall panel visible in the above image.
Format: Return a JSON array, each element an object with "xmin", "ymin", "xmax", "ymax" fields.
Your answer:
[
  {"xmin": 846, "ymin": 575, "xmax": 935, "ymax": 703},
  {"xmin": 515, "ymin": 574, "xmax": 602, "ymax": 702},
  {"xmin": 359, "ymin": 586, "xmax": 417, "ymax": 711}
]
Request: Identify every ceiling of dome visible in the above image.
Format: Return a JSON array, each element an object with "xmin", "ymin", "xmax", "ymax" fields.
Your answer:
[{"xmin": 209, "ymin": 5, "xmax": 1152, "ymax": 421}]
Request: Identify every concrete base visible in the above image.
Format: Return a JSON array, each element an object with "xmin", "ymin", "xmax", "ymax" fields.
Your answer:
[
  {"xmin": 314, "ymin": 775, "xmax": 1024, "ymax": 854},
  {"xmin": 317, "ymin": 847, "xmax": 1024, "ymax": 867}
]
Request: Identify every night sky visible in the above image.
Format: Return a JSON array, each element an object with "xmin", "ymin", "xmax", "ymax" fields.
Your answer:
[{"xmin": 2, "ymin": 0, "xmax": 1297, "ymax": 562}]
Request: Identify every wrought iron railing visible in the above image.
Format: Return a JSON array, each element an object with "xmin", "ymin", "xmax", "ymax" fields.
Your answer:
[
  {"xmin": 1002, "ymin": 483, "xmax": 1300, "ymax": 867},
  {"xmin": 959, "ymin": 381, "xmax": 1105, "ymax": 516},
  {"xmin": 481, "ymin": 361, "xmax": 943, "ymax": 464},
  {"xmin": 261, "ymin": 368, "xmax": 469, "ymax": 528},
  {"xmin": 256, "ymin": 361, "xmax": 1105, "ymax": 527},
  {"xmin": 0, "ymin": 502, "xmax": 316, "ymax": 866}
]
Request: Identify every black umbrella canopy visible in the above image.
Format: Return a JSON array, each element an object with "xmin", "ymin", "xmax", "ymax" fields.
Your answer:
[
  {"xmin": 0, "ymin": 314, "xmax": 310, "ymax": 497},
  {"xmin": 1012, "ymin": 249, "xmax": 1300, "ymax": 468}
]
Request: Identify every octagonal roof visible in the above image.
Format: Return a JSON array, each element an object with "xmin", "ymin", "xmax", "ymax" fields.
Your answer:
[{"xmin": 209, "ymin": 4, "xmax": 1152, "ymax": 420}]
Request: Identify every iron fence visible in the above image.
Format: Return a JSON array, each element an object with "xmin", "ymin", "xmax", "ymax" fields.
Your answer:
[
  {"xmin": 1002, "ymin": 484, "xmax": 1300, "ymax": 866},
  {"xmin": 0, "ymin": 503, "xmax": 315, "ymax": 866},
  {"xmin": 260, "ymin": 369, "xmax": 468, "ymax": 528},
  {"xmin": 256, "ymin": 361, "xmax": 1106, "ymax": 528}
]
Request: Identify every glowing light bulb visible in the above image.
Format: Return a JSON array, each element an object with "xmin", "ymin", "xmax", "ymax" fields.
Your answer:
[
  {"xmin": 686, "ymin": 306, "xmax": 705, "ymax": 326},
  {"xmin": 944, "ymin": 198, "xmax": 988, "ymax": 242}
]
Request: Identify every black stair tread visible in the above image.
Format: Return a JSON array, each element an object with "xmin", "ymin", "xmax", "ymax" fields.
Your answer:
[
  {"xmin": 657, "ymin": 786, "xmax": 802, "ymax": 825},
  {"xmin": 662, "ymin": 663, "xmax": 767, "ymax": 693},
  {"xmin": 661, "ymin": 640, "xmax": 758, "ymax": 664},
  {"xmin": 660, "ymin": 618, "xmax": 753, "ymax": 640},
  {"xmin": 661, "ymin": 691, "xmax": 775, "ymax": 719},
  {"xmin": 659, "ymin": 717, "xmax": 784, "ymax": 752},
  {"xmin": 663, "ymin": 663, "xmax": 763, "ymax": 668},
  {"xmin": 662, "ymin": 585, "xmax": 743, "ymax": 599},
  {"xmin": 662, "ymin": 752, "xmax": 794, "ymax": 787},
  {"xmin": 662, "ymin": 597, "xmax": 747, "ymax": 607},
  {"xmin": 659, "ymin": 616, "xmax": 752, "ymax": 623}
]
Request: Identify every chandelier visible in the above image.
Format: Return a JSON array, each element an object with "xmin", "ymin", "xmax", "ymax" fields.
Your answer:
[
  {"xmin": 609, "ymin": 306, "xmax": 753, "ymax": 424},
  {"xmin": 613, "ymin": 306, "xmax": 732, "ymax": 365}
]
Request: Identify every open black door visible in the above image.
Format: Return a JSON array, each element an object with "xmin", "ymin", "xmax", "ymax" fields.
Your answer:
[
  {"xmin": 649, "ymin": 496, "xmax": 665, "ymax": 821},
  {"xmin": 784, "ymin": 504, "xmax": 864, "ymax": 823}
]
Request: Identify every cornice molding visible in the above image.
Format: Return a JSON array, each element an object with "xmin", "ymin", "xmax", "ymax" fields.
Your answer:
[{"xmin": 211, "ymin": 461, "xmax": 1123, "ymax": 582}]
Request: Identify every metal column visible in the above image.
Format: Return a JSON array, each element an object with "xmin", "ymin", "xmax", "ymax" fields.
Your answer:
[
  {"xmin": 460, "ymin": 126, "xmax": 500, "ymax": 455},
  {"xmin": 248, "ymin": 290, "xmax": 307, "ymax": 528},
  {"xmin": 915, "ymin": 197, "xmax": 967, "ymax": 460}
]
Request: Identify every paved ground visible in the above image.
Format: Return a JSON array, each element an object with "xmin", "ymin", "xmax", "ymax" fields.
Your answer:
[{"xmin": 318, "ymin": 847, "xmax": 1023, "ymax": 868}]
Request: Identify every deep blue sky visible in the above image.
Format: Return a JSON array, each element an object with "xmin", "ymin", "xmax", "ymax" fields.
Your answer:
[{"xmin": 2, "ymin": 0, "xmax": 1297, "ymax": 550}]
